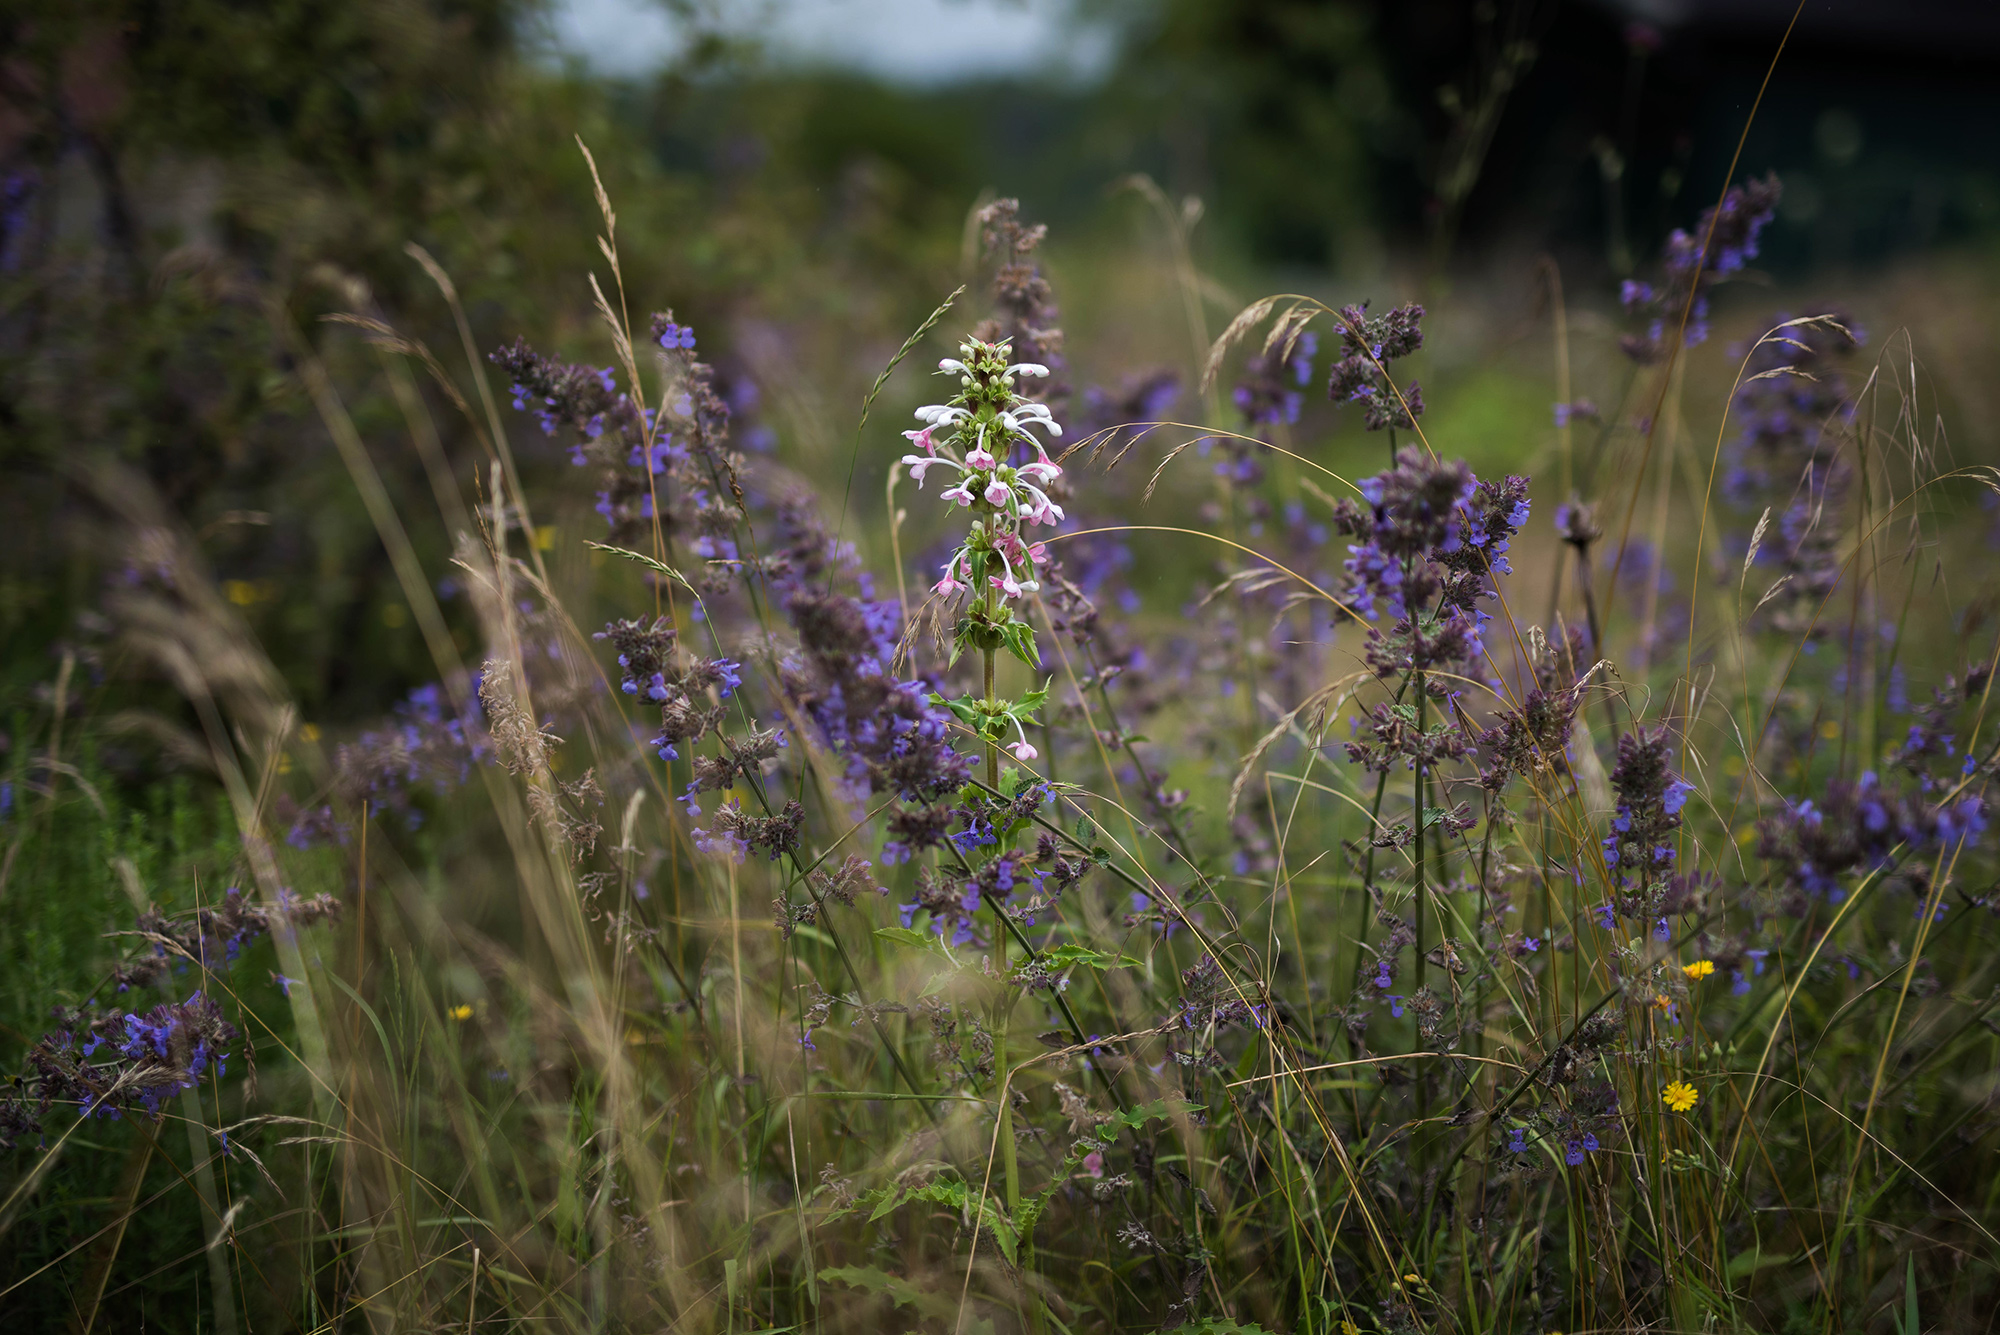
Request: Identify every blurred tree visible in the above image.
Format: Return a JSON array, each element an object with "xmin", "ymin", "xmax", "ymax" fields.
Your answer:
[{"xmin": 1094, "ymin": 0, "xmax": 1385, "ymax": 268}]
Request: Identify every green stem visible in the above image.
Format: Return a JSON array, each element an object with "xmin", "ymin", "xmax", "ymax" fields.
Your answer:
[
  {"xmin": 1414, "ymin": 672, "xmax": 1431, "ymax": 1144},
  {"xmin": 979, "ymin": 630, "xmax": 1021, "ymax": 1250}
]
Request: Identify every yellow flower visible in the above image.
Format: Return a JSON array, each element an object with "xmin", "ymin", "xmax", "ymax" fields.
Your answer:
[
  {"xmin": 1683, "ymin": 959, "xmax": 1716, "ymax": 981},
  {"xmin": 1652, "ymin": 993, "xmax": 1672, "ymax": 1010},
  {"xmin": 1339, "ymin": 1323, "xmax": 1359, "ymax": 1335},
  {"xmin": 1662, "ymin": 1079, "xmax": 1699, "ymax": 1112},
  {"xmin": 449, "ymin": 1004, "xmax": 474, "ymax": 1022}
]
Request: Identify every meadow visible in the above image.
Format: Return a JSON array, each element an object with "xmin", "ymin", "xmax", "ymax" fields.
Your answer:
[{"xmin": 7, "ymin": 7, "xmax": 2000, "ymax": 1333}]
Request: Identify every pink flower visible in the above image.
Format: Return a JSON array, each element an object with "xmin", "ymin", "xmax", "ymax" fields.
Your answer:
[
  {"xmin": 1008, "ymin": 739, "xmax": 1039, "ymax": 763},
  {"xmin": 1081, "ymin": 1150, "xmax": 1104, "ymax": 1178},
  {"xmin": 902, "ymin": 454, "xmax": 947, "ymax": 486},
  {"xmin": 983, "ymin": 478, "xmax": 1012, "ymax": 507},
  {"xmin": 1019, "ymin": 458, "xmax": 1061, "ymax": 484},
  {"xmin": 901, "ymin": 426, "xmax": 938, "ymax": 454},
  {"xmin": 965, "ymin": 445, "xmax": 996, "ymax": 470},
  {"xmin": 940, "ymin": 481, "xmax": 974, "ymax": 506},
  {"xmin": 934, "ymin": 554, "xmax": 968, "ymax": 595}
]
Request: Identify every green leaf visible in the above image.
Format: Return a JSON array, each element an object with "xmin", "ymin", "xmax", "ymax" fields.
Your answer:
[
  {"xmin": 1002, "ymin": 620, "xmax": 1042, "ymax": 669},
  {"xmin": 1034, "ymin": 943, "xmax": 1138, "ymax": 971},
  {"xmin": 817, "ymin": 1266, "xmax": 958, "ymax": 1322},
  {"xmin": 1726, "ymin": 1247, "xmax": 1795, "ymax": 1280},
  {"xmin": 887, "ymin": 1179, "xmax": 1017, "ymax": 1264},
  {"xmin": 1111, "ymin": 1097, "xmax": 1199, "ymax": 1131}
]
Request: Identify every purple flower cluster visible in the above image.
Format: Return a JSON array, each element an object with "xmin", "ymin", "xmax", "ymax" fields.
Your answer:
[
  {"xmin": 1599, "ymin": 727, "xmax": 1699, "ymax": 929},
  {"xmin": 1, "ymin": 993, "xmax": 239, "ymax": 1149},
  {"xmin": 600, "ymin": 615, "xmax": 736, "ymax": 762},
  {"xmin": 1325, "ymin": 302, "xmax": 1426, "ymax": 431},
  {"xmin": 492, "ymin": 313, "xmax": 747, "ymax": 567},
  {"xmin": 1477, "ymin": 627, "xmax": 1591, "ymax": 791},
  {"xmin": 111, "ymin": 886, "xmax": 341, "ymax": 994},
  {"xmin": 1619, "ymin": 173, "xmax": 1781, "ymax": 363},
  {"xmin": 695, "ymin": 797, "xmax": 804, "ymax": 865},
  {"xmin": 781, "ymin": 586, "xmax": 969, "ymax": 804},
  {"xmin": 1729, "ymin": 312, "xmax": 1865, "ymax": 640},
  {"xmin": 1234, "ymin": 330, "xmax": 1316, "ymax": 428},
  {"xmin": 286, "ymin": 681, "xmax": 491, "ymax": 846},
  {"xmin": 1330, "ymin": 448, "xmax": 1528, "ymax": 683},
  {"xmin": 1171, "ymin": 954, "xmax": 1266, "ymax": 1039},
  {"xmin": 1757, "ymin": 770, "xmax": 1985, "ymax": 909}
]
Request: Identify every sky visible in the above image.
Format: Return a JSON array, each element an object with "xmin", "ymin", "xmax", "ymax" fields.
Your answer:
[{"xmin": 544, "ymin": 0, "xmax": 1118, "ymax": 83}]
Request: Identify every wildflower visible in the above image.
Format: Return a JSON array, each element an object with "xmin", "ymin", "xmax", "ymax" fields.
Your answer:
[
  {"xmin": 904, "ymin": 337, "xmax": 1066, "ymax": 613},
  {"xmin": 1757, "ymin": 769, "xmax": 1984, "ymax": 905},
  {"xmin": 449, "ymin": 1004, "xmax": 474, "ymax": 1021},
  {"xmin": 1683, "ymin": 959, "xmax": 1716, "ymax": 981},
  {"xmin": 1081, "ymin": 1150, "xmax": 1105, "ymax": 1178},
  {"xmin": 1552, "ymin": 399, "xmax": 1599, "ymax": 428},
  {"xmin": 1326, "ymin": 301, "xmax": 1426, "ymax": 431},
  {"xmin": 1619, "ymin": 174, "xmax": 1781, "ymax": 363},
  {"xmin": 1662, "ymin": 1079, "xmax": 1700, "ymax": 1113}
]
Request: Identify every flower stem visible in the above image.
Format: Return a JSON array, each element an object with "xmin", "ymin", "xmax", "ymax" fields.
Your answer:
[
  {"xmin": 1414, "ymin": 671, "xmax": 1430, "ymax": 1140},
  {"xmin": 978, "ymin": 625, "xmax": 1021, "ymax": 1243}
]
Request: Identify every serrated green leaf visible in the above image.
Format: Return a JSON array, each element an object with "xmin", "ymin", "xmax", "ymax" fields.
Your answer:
[
  {"xmin": 1035, "ymin": 943, "xmax": 1138, "ymax": 970},
  {"xmin": 817, "ymin": 1266, "xmax": 957, "ymax": 1321}
]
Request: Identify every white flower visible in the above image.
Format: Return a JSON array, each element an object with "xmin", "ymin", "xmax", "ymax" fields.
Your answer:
[
  {"xmin": 1006, "ymin": 362, "xmax": 1050, "ymax": 378},
  {"xmin": 1002, "ymin": 401, "xmax": 1062, "ymax": 437},
  {"xmin": 915, "ymin": 403, "xmax": 970, "ymax": 427},
  {"xmin": 903, "ymin": 453, "xmax": 957, "ymax": 487}
]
